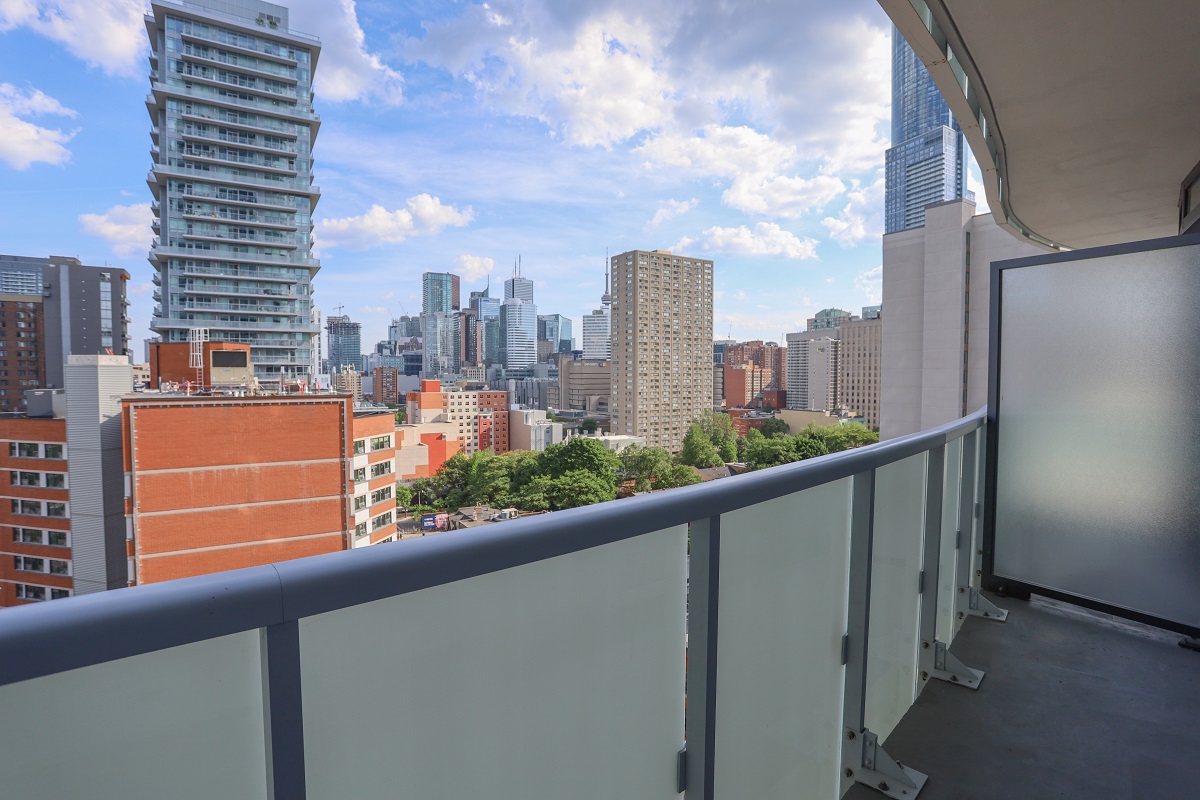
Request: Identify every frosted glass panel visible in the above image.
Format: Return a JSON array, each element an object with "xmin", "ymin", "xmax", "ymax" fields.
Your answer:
[
  {"xmin": 866, "ymin": 454, "xmax": 926, "ymax": 739},
  {"xmin": 299, "ymin": 529, "xmax": 686, "ymax": 800},
  {"xmin": 937, "ymin": 439, "xmax": 963, "ymax": 644},
  {"xmin": 0, "ymin": 631, "xmax": 268, "ymax": 799},
  {"xmin": 995, "ymin": 244, "xmax": 1200, "ymax": 629},
  {"xmin": 714, "ymin": 479, "xmax": 852, "ymax": 800}
]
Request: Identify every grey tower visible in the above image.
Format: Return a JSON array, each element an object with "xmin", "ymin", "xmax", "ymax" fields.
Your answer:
[
  {"xmin": 146, "ymin": 0, "xmax": 322, "ymax": 387},
  {"xmin": 884, "ymin": 31, "xmax": 970, "ymax": 233}
]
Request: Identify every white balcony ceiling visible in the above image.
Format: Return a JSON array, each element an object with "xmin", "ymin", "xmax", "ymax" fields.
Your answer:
[{"xmin": 880, "ymin": 0, "xmax": 1200, "ymax": 250}]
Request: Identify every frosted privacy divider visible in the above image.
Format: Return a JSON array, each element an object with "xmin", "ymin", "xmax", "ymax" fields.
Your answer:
[
  {"xmin": 298, "ymin": 528, "xmax": 687, "ymax": 800},
  {"xmin": 0, "ymin": 631, "xmax": 268, "ymax": 799},
  {"xmin": 995, "ymin": 242, "xmax": 1200, "ymax": 629},
  {"xmin": 957, "ymin": 428, "xmax": 982, "ymax": 637},
  {"xmin": 937, "ymin": 438, "xmax": 962, "ymax": 644},
  {"xmin": 713, "ymin": 479, "xmax": 851, "ymax": 800},
  {"xmin": 865, "ymin": 453, "xmax": 926, "ymax": 739}
]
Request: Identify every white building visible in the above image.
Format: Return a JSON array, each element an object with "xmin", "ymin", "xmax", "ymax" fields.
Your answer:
[
  {"xmin": 581, "ymin": 309, "xmax": 610, "ymax": 360},
  {"xmin": 508, "ymin": 408, "xmax": 563, "ymax": 452},
  {"xmin": 500, "ymin": 299, "xmax": 537, "ymax": 369},
  {"xmin": 785, "ymin": 332, "xmax": 840, "ymax": 412}
]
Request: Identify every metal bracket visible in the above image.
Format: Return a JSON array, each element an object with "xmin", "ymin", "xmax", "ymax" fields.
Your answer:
[
  {"xmin": 676, "ymin": 746, "xmax": 687, "ymax": 793},
  {"xmin": 846, "ymin": 728, "xmax": 927, "ymax": 799},
  {"xmin": 967, "ymin": 587, "xmax": 1009, "ymax": 622},
  {"xmin": 929, "ymin": 640, "xmax": 984, "ymax": 689}
]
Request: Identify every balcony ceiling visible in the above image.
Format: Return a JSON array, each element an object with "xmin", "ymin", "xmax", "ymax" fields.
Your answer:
[{"xmin": 881, "ymin": 0, "xmax": 1200, "ymax": 250}]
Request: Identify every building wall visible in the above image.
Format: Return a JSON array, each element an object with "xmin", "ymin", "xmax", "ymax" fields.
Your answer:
[
  {"xmin": 785, "ymin": 333, "xmax": 839, "ymax": 412},
  {"xmin": 0, "ymin": 417, "xmax": 71, "ymax": 607},
  {"xmin": 838, "ymin": 316, "xmax": 882, "ymax": 430},
  {"xmin": 0, "ymin": 294, "xmax": 45, "ymax": 413},
  {"xmin": 395, "ymin": 423, "xmax": 462, "ymax": 480},
  {"xmin": 609, "ymin": 249, "xmax": 714, "ymax": 451},
  {"xmin": 552, "ymin": 354, "xmax": 610, "ymax": 412},
  {"xmin": 148, "ymin": 341, "xmax": 253, "ymax": 389},
  {"xmin": 880, "ymin": 199, "xmax": 1043, "ymax": 438},
  {"xmin": 350, "ymin": 412, "xmax": 397, "ymax": 546},
  {"xmin": 405, "ymin": 380, "xmax": 509, "ymax": 454},
  {"xmin": 508, "ymin": 408, "xmax": 563, "ymax": 452},
  {"xmin": 123, "ymin": 396, "xmax": 352, "ymax": 585}
]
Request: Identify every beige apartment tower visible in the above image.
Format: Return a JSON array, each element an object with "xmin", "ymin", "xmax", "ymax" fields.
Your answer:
[
  {"xmin": 838, "ymin": 316, "xmax": 882, "ymax": 430},
  {"xmin": 609, "ymin": 249, "xmax": 714, "ymax": 451}
]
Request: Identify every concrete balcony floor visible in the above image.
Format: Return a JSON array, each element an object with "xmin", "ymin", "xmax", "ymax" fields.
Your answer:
[{"xmin": 847, "ymin": 594, "xmax": 1200, "ymax": 800}]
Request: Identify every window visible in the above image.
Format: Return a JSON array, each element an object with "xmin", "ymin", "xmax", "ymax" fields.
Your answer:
[
  {"xmin": 51, "ymin": 588, "xmax": 70, "ymax": 600},
  {"xmin": 12, "ymin": 499, "xmax": 40, "ymax": 515},
  {"xmin": 46, "ymin": 473, "xmax": 65, "ymax": 489},
  {"xmin": 14, "ymin": 556, "xmax": 44, "ymax": 572},
  {"xmin": 353, "ymin": 467, "xmax": 366, "ymax": 482},
  {"xmin": 11, "ymin": 471, "xmax": 39, "ymax": 486},
  {"xmin": 353, "ymin": 440, "xmax": 366, "ymax": 455},
  {"xmin": 370, "ymin": 435, "xmax": 391, "ymax": 451},
  {"xmin": 47, "ymin": 530, "xmax": 68, "ymax": 547},
  {"xmin": 353, "ymin": 495, "xmax": 368, "ymax": 511},
  {"xmin": 44, "ymin": 444, "xmax": 63, "ymax": 459},
  {"xmin": 12, "ymin": 527, "xmax": 43, "ymax": 544},
  {"xmin": 10, "ymin": 442, "xmax": 38, "ymax": 458},
  {"xmin": 47, "ymin": 502, "xmax": 67, "ymax": 518},
  {"xmin": 15, "ymin": 584, "xmax": 45, "ymax": 601},
  {"xmin": 354, "ymin": 521, "xmax": 367, "ymax": 537},
  {"xmin": 370, "ymin": 486, "xmax": 392, "ymax": 505},
  {"xmin": 370, "ymin": 511, "xmax": 393, "ymax": 531},
  {"xmin": 370, "ymin": 461, "xmax": 392, "ymax": 478}
]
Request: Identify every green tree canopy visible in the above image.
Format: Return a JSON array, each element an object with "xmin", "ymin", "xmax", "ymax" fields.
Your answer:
[
  {"xmin": 394, "ymin": 483, "xmax": 413, "ymax": 509},
  {"xmin": 744, "ymin": 435, "xmax": 798, "ymax": 471},
  {"xmin": 538, "ymin": 437, "xmax": 621, "ymax": 486},
  {"xmin": 620, "ymin": 444, "xmax": 674, "ymax": 492},
  {"xmin": 678, "ymin": 423, "xmax": 722, "ymax": 468},
  {"xmin": 578, "ymin": 418, "xmax": 598, "ymax": 433},
  {"xmin": 659, "ymin": 463, "xmax": 703, "ymax": 489},
  {"xmin": 760, "ymin": 417, "xmax": 791, "ymax": 438},
  {"xmin": 696, "ymin": 410, "xmax": 738, "ymax": 462},
  {"xmin": 792, "ymin": 433, "xmax": 831, "ymax": 461}
]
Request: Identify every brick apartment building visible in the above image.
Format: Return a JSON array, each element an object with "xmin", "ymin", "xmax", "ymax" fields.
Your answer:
[
  {"xmin": 372, "ymin": 367, "xmax": 401, "ymax": 405},
  {"xmin": 122, "ymin": 394, "xmax": 398, "ymax": 585},
  {"xmin": 405, "ymin": 380, "xmax": 509, "ymax": 455}
]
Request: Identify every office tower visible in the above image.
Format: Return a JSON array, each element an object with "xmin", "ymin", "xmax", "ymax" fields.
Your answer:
[
  {"xmin": 0, "ymin": 255, "xmax": 131, "ymax": 411},
  {"xmin": 581, "ymin": 310, "xmax": 610, "ymax": 360},
  {"xmin": 884, "ymin": 31, "xmax": 969, "ymax": 233},
  {"xmin": 422, "ymin": 272, "xmax": 461, "ymax": 315},
  {"xmin": 145, "ymin": 0, "xmax": 322, "ymax": 387},
  {"xmin": 808, "ymin": 308, "xmax": 853, "ymax": 331},
  {"xmin": 325, "ymin": 314, "xmax": 361, "ymax": 372},
  {"xmin": 549, "ymin": 352, "xmax": 610, "ymax": 412},
  {"xmin": 389, "ymin": 315, "xmax": 422, "ymax": 340},
  {"xmin": 504, "ymin": 260, "xmax": 534, "ymax": 303},
  {"xmin": 609, "ymin": 249, "xmax": 714, "ymax": 451},
  {"xmin": 537, "ymin": 314, "xmax": 573, "ymax": 354},
  {"xmin": 469, "ymin": 288, "xmax": 500, "ymax": 321},
  {"xmin": 422, "ymin": 312, "xmax": 460, "ymax": 376},
  {"xmin": 499, "ymin": 298, "xmax": 537, "ymax": 369},
  {"xmin": 881, "ymin": 198, "xmax": 1041, "ymax": 439},
  {"xmin": 837, "ymin": 316, "xmax": 882, "ymax": 429},
  {"xmin": 458, "ymin": 307, "xmax": 480, "ymax": 366},
  {"xmin": 784, "ymin": 332, "xmax": 840, "ymax": 412}
]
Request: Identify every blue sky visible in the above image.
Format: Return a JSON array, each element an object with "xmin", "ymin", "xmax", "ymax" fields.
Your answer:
[{"xmin": 0, "ymin": 0, "xmax": 985, "ymax": 353}]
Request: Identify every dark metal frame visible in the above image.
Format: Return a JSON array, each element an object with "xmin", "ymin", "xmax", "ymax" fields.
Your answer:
[{"xmin": 985, "ymin": 233, "xmax": 1200, "ymax": 638}]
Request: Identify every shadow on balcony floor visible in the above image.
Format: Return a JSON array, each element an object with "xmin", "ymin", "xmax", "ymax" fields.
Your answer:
[{"xmin": 846, "ymin": 593, "xmax": 1200, "ymax": 800}]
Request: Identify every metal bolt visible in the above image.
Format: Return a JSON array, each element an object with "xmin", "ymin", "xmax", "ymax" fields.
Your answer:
[
  {"xmin": 983, "ymin": 612, "xmax": 991, "ymax": 617},
  {"xmin": 976, "ymin": 569, "xmax": 982, "ymax": 577},
  {"xmin": 920, "ymin": 671, "xmax": 929, "ymax": 680},
  {"xmin": 845, "ymin": 768, "xmax": 854, "ymax": 778},
  {"xmin": 957, "ymin": 611, "xmax": 965, "ymax": 619},
  {"xmin": 921, "ymin": 641, "xmax": 930, "ymax": 649},
  {"xmin": 950, "ymin": 674, "xmax": 959, "ymax": 683},
  {"xmin": 846, "ymin": 730, "xmax": 856, "ymax": 741},
  {"xmin": 879, "ymin": 781, "xmax": 890, "ymax": 792},
  {"xmin": 958, "ymin": 587, "xmax": 965, "ymax": 594}
]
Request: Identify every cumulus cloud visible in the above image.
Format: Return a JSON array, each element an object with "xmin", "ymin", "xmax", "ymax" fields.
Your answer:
[
  {"xmin": 317, "ymin": 194, "xmax": 473, "ymax": 250},
  {"xmin": 637, "ymin": 125, "xmax": 844, "ymax": 217},
  {"xmin": 0, "ymin": 83, "xmax": 78, "ymax": 169},
  {"xmin": 676, "ymin": 222, "xmax": 818, "ymax": 260},
  {"xmin": 0, "ymin": 0, "xmax": 402, "ymax": 103},
  {"xmin": 821, "ymin": 173, "xmax": 884, "ymax": 246},
  {"xmin": 361, "ymin": 305, "xmax": 389, "ymax": 314},
  {"xmin": 456, "ymin": 254, "xmax": 495, "ymax": 282},
  {"xmin": 79, "ymin": 202, "xmax": 153, "ymax": 257},
  {"xmin": 645, "ymin": 197, "xmax": 697, "ymax": 229},
  {"xmin": 0, "ymin": 0, "xmax": 146, "ymax": 77},
  {"xmin": 855, "ymin": 265, "xmax": 882, "ymax": 305}
]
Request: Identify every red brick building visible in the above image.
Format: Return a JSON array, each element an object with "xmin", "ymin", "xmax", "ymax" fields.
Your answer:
[
  {"xmin": 0, "ymin": 415, "xmax": 72, "ymax": 606},
  {"xmin": 147, "ymin": 341, "xmax": 254, "ymax": 390},
  {"xmin": 372, "ymin": 367, "xmax": 401, "ymax": 405}
]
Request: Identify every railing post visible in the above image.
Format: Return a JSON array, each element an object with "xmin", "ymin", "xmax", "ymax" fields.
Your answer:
[
  {"xmin": 919, "ymin": 445, "xmax": 985, "ymax": 690},
  {"xmin": 264, "ymin": 620, "xmax": 307, "ymax": 800},
  {"xmin": 957, "ymin": 429, "xmax": 1007, "ymax": 623},
  {"xmin": 842, "ymin": 470, "xmax": 928, "ymax": 800},
  {"xmin": 685, "ymin": 515, "xmax": 720, "ymax": 799}
]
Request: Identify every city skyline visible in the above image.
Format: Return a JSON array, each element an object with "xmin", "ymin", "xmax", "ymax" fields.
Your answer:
[{"xmin": 0, "ymin": 0, "xmax": 989, "ymax": 353}]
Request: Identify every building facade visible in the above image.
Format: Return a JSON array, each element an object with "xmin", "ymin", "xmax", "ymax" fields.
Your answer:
[
  {"xmin": 499, "ymin": 299, "xmax": 537, "ymax": 369},
  {"xmin": 537, "ymin": 314, "xmax": 573, "ymax": 354},
  {"xmin": 884, "ymin": 30, "xmax": 969, "ymax": 233},
  {"xmin": 549, "ymin": 353, "xmax": 610, "ymax": 413},
  {"xmin": 609, "ymin": 249, "xmax": 714, "ymax": 451},
  {"xmin": 508, "ymin": 408, "xmax": 564, "ymax": 452},
  {"xmin": 581, "ymin": 309, "xmax": 610, "ymax": 360},
  {"xmin": 406, "ymin": 380, "xmax": 509, "ymax": 455},
  {"xmin": 880, "ymin": 199, "xmax": 1042, "ymax": 439},
  {"xmin": 146, "ymin": 0, "xmax": 322, "ymax": 387},
  {"xmin": 421, "ymin": 312, "xmax": 460, "ymax": 377},
  {"xmin": 325, "ymin": 314, "xmax": 361, "ymax": 373},
  {"xmin": 807, "ymin": 308, "xmax": 853, "ymax": 331},
  {"xmin": 785, "ymin": 332, "xmax": 840, "ymax": 413},
  {"xmin": 837, "ymin": 316, "xmax": 882, "ymax": 429},
  {"xmin": 422, "ymin": 272, "xmax": 460, "ymax": 315}
]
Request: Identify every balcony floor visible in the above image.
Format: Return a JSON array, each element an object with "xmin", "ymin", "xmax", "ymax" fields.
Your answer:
[{"xmin": 847, "ymin": 593, "xmax": 1200, "ymax": 800}]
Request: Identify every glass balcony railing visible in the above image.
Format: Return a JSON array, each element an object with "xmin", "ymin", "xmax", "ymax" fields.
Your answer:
[{"xmin": 0, "ymin": 411, "xmax": 991, "ymax": 799}]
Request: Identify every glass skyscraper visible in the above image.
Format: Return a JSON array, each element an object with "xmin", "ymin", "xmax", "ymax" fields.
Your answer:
[
  {"xmin": 422, "ymin": 272, "xmax": 460, "ymax": 315},
  {"xmin": 325, "ymin": 314, "xmax": 360, "ymax": 373},
  {"xmin": 884, "ymin": 30, "xmax": 971, "ymax": 233},
  {"xmin": 146, "ymin": 0, "xmax": 322, "ymax": 387}
]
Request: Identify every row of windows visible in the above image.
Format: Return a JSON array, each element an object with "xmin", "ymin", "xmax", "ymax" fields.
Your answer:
[
  {"xmin": 11, "ymin": 527, "xmax": 68, "ymax": 547},
  {"xmin": 369, "ymin": 435, "xmax": 392, "ymax": 451},
  {"xmin": 370, "ymin": 486, "xmax": 392, "ymax": 505},
  {"xmin": 13, "ymin": 583, "xmax": 71, "ymax": 602},
  {"xmin": 370, "ymin": 511, "xmax": 394, "ymax": 531},
  {"xmin": 10, "ymin": 471, "xmax": 66, "ymax": 489},
  {"xmin": 6, "ymin": 442, "xmax": 64, "ymax": 459},
  {"xmin": 9, "ymin": 499, "xmax": 67, "ymax": 517},
  {"xmin": 370, "ymin": 461, "xmax": 392, "ymax": 478},
  {"xmin": 13, "ymin": 555, "xmax": 70, "ymax": 575}
]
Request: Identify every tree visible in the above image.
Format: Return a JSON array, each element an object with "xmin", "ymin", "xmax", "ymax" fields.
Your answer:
[
  {"xmin": 394, "ymin": 408, "xmax": 406, "ymax": 424},
  {"xmin": 678, "ymin": 424, "xmax": 722, "ymax": 468},
  {"xmin": 538, "ymin": 437, "xmax": 621, "ymax": 486},
  {"xmin": 464, "ymin": 451, "xmax": 512, "ymax": 508},
  {"xmin": 745, "ymin": 435, "xmax": 797, "ymax": 471},
  {"xmin": 658, "ymin": 463, "xmax": 703, "ymax": 489},
  {"xmin": 792, "ymin": 433, "xmax": 830, "ymax": 461},
  {"xmin": 696, "ymin": 410, "xmax": 738, "ymax": 462},
  {"xmin": 512, "ymin": 470, "xmax": 616, "ymax": 511},
  {"xmin": 394, "ymin": 484, "xmax": 413, "ymax": 509},
  {"xmin": 409, "ymin": 477, "xmax": 439, "ymax": 509},
  {"xmin": 579, "ymin": 417, "xmax": 598, "ymax": 434},
  {"xmin": 760, "ymin": 418, "xmax": 791, "ymax": 438},
  {"xmin": 620, "ymin": 444, "xmax": 674, "ymax": 492},
  {"xmin": 840, "ymin": 422, "xmax": 879, "ymax": 449}
]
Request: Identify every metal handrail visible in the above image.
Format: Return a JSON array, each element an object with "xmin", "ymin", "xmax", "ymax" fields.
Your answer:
[{"xmin": 0, "ymin": 408, "xmax": 986, "ymax": 686}]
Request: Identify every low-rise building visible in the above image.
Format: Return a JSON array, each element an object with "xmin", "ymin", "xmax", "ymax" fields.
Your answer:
[
  {"xmin": 508, "ymin": 408, "xmax": 564, "ymax": 452},
  {"xmin": 406, "ymin": 379, "xmax": 509, "ymax": 454}
]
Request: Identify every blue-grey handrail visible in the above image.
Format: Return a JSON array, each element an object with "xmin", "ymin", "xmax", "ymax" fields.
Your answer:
[{"xmin": 0, "ymin": 408, "xmax": 985, "ymax": 687}]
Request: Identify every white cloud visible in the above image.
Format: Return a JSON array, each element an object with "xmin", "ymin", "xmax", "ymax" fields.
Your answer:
[
  {"xmin": 0, "ymin": 83, "xmax": 78, "ymax": 169},
  {"xmin": 0, "ymin": 0, "xmax": 146, "ymax": 77},
  {"xmin": 967, "ymin": 153, "xmax": 990, "ymax": 214},
  {"xmin": 456, "ymin": 254, "xmax": 494, "ymax": 282},
  {"xmin": 0, "ymin": 0, "xmax": 402, "ymax": 103},
  {"xmin": 361, "ymin": 305, "xmax": 389, "ymax": 314},
  {"xmin": 78, "ymin": 202, "xmax": 152, "ymax": 257},
  {"xmin": 821, "ymin": 173, "xmax": 884, "ymax": 246},
  {"xmin": 677, "ymin": 222, "xmax": 819, "ymax": 260},
  {"xmin": 645, "ymin": 197, "xmax": 697, "ymax": 229},
  {"xmin": 317, "ymin": 194, "xmax": 473, "ymax": 250},
  {"xmin": 855, "ymin": 265, "xmax": 882, "ymax": 305}
]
